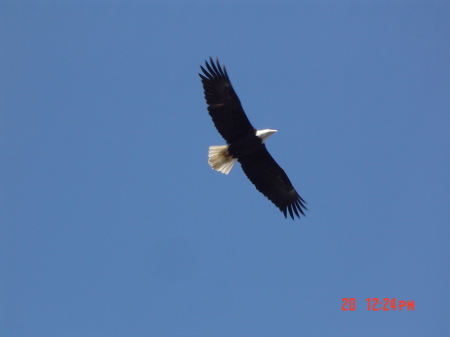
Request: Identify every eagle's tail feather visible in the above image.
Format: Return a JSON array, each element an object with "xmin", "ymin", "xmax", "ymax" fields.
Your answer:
[{"xmin": 208, "ymin": 145, "xmax": 237, "ymax": 175}]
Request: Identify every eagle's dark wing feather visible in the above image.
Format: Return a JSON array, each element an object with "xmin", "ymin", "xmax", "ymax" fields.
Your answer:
[
  {"xmin": 238, "ymin": 146, "xmax": 307, "ymax": 219},
  {"xmin": 199, "ymin": 58, "xmax": 255, "ymax": 144}
]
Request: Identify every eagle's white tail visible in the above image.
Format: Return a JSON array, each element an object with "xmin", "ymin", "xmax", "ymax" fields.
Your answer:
[{"xmin": 208, "ymin": 145, "xmax": 237, "ymax": 175}]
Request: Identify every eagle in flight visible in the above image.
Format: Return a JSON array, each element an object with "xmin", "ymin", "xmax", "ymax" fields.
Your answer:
[{"xmin": 199, "ymin": 58, "xmax": 307, "ymax": 219}]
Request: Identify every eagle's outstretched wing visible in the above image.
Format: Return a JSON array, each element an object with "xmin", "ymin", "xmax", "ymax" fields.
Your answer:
[
  {"xmin": 199, "ymin": 58, "xmax": 255, "ymax": 144},
  {"xmin": 238, "ymin": 146, "xmax": 307, "ymax": 219}
]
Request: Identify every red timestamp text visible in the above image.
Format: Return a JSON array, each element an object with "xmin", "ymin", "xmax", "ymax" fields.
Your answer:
[{"xmin": 342, "ymin": 298, "xmax": 415, "ymax": 311}]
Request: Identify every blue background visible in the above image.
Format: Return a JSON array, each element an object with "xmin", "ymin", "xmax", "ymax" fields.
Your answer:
[{"xmin": 2, "ymin": 2, "xmax": 449, "ymax": 336}]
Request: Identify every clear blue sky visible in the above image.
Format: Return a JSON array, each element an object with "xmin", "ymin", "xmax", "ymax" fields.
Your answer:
[{"xmin": 2, "ymin": 2, "xmax": 449, "ymax": 336}]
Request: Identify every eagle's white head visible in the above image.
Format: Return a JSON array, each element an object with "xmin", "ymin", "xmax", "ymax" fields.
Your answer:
[{"xmin": 256, "ymin": 129, "xmax": 277, "ymax": 144}]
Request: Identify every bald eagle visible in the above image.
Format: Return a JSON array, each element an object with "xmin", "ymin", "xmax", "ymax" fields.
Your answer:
[{"xmin": 199, "ymin": 58, "xmax": 307, "ymax": 219}]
